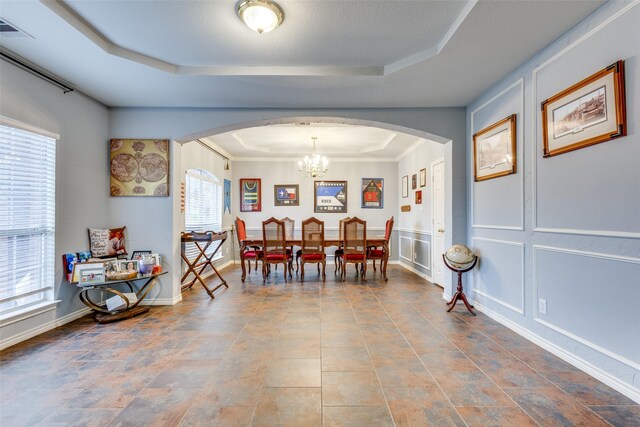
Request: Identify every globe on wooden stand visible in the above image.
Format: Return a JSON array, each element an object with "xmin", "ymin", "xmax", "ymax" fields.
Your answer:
[{"xmin": 442, "ymin": 244, "xmax": 478, "ymax": 316}]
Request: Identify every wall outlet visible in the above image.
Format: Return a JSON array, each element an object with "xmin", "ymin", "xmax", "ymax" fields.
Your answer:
[{"xmin": 538, "ymin": 298, "xmax": 547, "ymax": 315}]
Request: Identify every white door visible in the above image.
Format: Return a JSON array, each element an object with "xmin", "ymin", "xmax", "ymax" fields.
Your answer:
[{"xmin": 432, "ymin": 160, "xmax": 445, "ymax": 286}]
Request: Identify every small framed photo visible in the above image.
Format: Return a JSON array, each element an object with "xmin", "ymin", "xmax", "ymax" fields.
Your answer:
[
  {"xmin": 118, "ymin": 259, "xmax": 139, "ymax": 272},
  {"xmin": 150, "ymin": 254, "xmax": 161, "ymax": 266},
  {"xmin": 473, "ymin": 114, "xmax": 517, "ymax": 182},
  {"xmin": 419, "ymin": 168, "xmax": 427, "ymax": 187},
  {"xmin": 240, "ymin": 178, "xmax": 262, "ymax": 212},
  {"xmin": 72, "ymin": 262, "xmax": 105, "ymax": 284},
  {"xmin": 131, "ymin": 250, "xmax": 152, "ymax": 260},
  {"xmin": 361, "ymin": 178, "xmax": 384, "ymax": 209},
  {"xmin": 411, "ymin": 174, "xmax": 417, "ymax": 190},
  {"xmin": 274, "ymin": 184, "xmax": 299, "ymax": 206},
  {"xmin": 402, "ymin": 175, "xmax": 408, "ymax": 198},
  {"xmin": 415, "ymin": 190, "xmax": 422, "ymax": 204},
  {"xmin": 104, "ymin": 259, "xmax": 119, "ymax": 274},
  {"xmin": 542, "ymin": 60, "xmax": 626, "ymax": 158}
]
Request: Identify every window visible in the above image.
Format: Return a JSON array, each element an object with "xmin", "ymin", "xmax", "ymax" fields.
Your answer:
[
  {"xmin": 184, "ymin": 169, "xmax": 223, "ymax": 263},
  {"xmin": 0, "ymin": 123, "xmax": 56, "ymax": 315}
]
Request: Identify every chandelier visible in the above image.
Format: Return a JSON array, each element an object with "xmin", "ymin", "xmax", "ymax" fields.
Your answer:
[{"xmin": 298, "ymin": 137, "xmax": 329, "ymax": 178}]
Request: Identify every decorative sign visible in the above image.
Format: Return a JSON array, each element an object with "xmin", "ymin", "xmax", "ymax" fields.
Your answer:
[
  {"xmin": 274, "ymin": 184, "xmax": 299, "ymax": 206},
  {"xmin": 240, "ymin": 178, "xmax": 261, "ymax": 212},
  {"xmin": 361, "ymin": 178, "xmax": 383, "ymax": 209},
  {"xmin": 401, "ymin": 205, "xmax": 411, "ymax": 212},
  {"xmin": 110, "ymin": 139, "xmax": 169, "ymax": 196},
  {"xmin": 314, "ymin": 180, "xmax": 347, "ymax": 213},
  {"xmin": 224, "ymin": 179, "xmax": 231, "ymax": 214}
]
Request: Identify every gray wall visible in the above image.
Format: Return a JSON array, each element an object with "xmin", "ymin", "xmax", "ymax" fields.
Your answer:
[
  {"xmin": 467, "ymin": 0, "xmax": 640, "ymax": 401},
  {"xmin": 396, "ymin": 140, "xmax": 445, "ymax": 279},
  {"xmin": 0, "ymin": 60, "xmax": 109, "ymax": 346}
]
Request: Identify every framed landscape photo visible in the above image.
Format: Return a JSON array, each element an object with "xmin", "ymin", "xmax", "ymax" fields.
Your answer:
[
  {"xmin": 274, "ymin": 184, "xmax": 299, "ymax": 206},
  {"xmin": 542, "ymin": 60, "xmax": 626, "ymax": 158},
  {"xmin": 473, "ymin": 114, "xmax": 517, "ymax": 182},
  {"xmin": 240, "ymin": 178, "xmax": 262, "ymax": 212},
  {"xmin": 361, "ymin": 178, "xmax": 384, "ymax": 209},
  {"xmin": 419, "ymin": 168, "xmax": 427, "ymax": 187},
  {"xmin": 314, "ymin": 180, "xmax": 347, "ymax": 213},
  {"xmin": 402, "ymin": 175, "xmax": 408, "ymax": 198}
]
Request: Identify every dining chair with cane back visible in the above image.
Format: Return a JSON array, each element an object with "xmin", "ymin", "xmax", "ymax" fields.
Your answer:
[
  {"xmin": 342, "ymin": 217, "xmax": 367, "ymax": 282},
  {"xmin": 334, "ymin": 216, "xmax": 351, "ymax": 275},
  {"xmin": 262, "ymin": 217, "xmax": 292, "ymax": 283},
  {"xmin": 368, "ymin": 216, "xmax": 394, "ymax": 281},
  {"xmin": 235, "ymin": 217, "xmax": 263, "ymax": 282},
  {"xmin": 300, "ymin": 217, "xmax": 326, "ymax": 282},
  {"xmin": 281, "ymin": 217, "xmax": 296, "ymax": 274}
]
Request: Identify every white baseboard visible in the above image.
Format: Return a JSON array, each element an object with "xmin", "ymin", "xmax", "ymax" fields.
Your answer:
[
  {"xmin": 0, "ymin": 307, "xmax": 92, "ymax": 351},
  {"xmin": 472, "ymin": 300, "xmax": 640, "ymax": 405},
  {"xmin": 394, "ymin": 260, "xmax": 433, "ymax": 282},
  {"xmin": 140, "ymin": 293, "xmax": 183, "ymax": 306}
]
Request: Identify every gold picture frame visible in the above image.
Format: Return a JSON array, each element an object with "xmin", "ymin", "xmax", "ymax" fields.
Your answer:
[
  {"xmin": 541, "ymin": 60, "xmax": 626, "ymax": 158},
  {"xmin": 110, "ymin": 139, "xmax": 170, "ymax": 196},
  {"xmin": 473, "ymin": 114, "xmax": 517, "ymax": 182}
]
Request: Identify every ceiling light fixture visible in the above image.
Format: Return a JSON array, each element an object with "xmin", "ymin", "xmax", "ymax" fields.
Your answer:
[
  {"xmin": 237, "ymin": 0, "xmax": 284, "ymax": 34},
  {"xmin": 298, "ymin": 137, "xmax": 328, "ymax": 178}
]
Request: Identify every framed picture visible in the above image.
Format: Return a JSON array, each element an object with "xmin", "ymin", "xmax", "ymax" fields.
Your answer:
[
  {"xmin": 118, "ymin": 259, "xmax": 139, "ymax": 272},
  {"xmin": 411, "ymin": 174, "xmax": 417, "ymax": 190},
  {"xmin": 473, "ymin": 114, "xmax": 517, "ymax": 182},
  {"xmin": 415, "ymin": 190, "xmax": 422, "ymax": 204},
  {"xmin": 104, "ymin": 259, "xmax": 119, "ymax": 274},
  {"xmin": 402, "ymin": 175, "xmax": 408, "ymax": 198},
  {"xmin": 274, "ymin": 184, "xmax": 299, "ymax": 206},
  {"xmin": 110, "ymin": 139, "xmax": 169, "ymax": 197},
  {"xmin": 314, "ymin": 180, "xmax": 347, "ymax": 213},
  {"xmin": 224, "ymin": 179, "xmax": 231, "ymax": 214},
  {"xmin": 71, "ymin": 262, "xmax": 105, "ymax": 284},
  {"xmin": 240, "ymin": 178, "xmax": 262, "ymax": 212},
  {"xmin": 361, "ymin": 178, "xmax": 383, "ymax": 209},
  {"xmin": 150, "ymin": 254, "xmax": 161, "ymax": 266},
  {"xmin": 542, "ymin": 60, "xmax": 626, "ymax": 158},
  {"xmin": 130, "ymin": 250, "xmax": 152, "ymax": 260},
  {"xmin": 419, "ymin": 168, "xmax": 427, "ymax": 187}
]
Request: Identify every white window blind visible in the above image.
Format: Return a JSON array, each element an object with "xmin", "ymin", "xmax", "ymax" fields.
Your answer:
[
  {"xmin": 184, "ymin": 169, "xmax": 222, "ymax": 263},
  {"xmin": 0, "ymin": 124, "xmax": 56, "ymax": 314}
]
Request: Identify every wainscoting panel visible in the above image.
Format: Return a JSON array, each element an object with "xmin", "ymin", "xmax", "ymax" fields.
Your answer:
[
  {"xmin": 472, "ymin": 237, "xmax": 525, "ymax": 315},
  {"xmin": 533, "ymin": 246, "xmax": 640, "ymax": 371}
]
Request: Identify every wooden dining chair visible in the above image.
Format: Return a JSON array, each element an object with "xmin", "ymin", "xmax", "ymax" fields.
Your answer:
[
  {"xmin": 342, "ymin": 217, "xmax": 367, "ymax": 282},
  {"xmin": 281, "ymin": 217, "xmax": 295, "ymax": 274},
  {"xmin": 368, "ymin": 216, "xmax": 394, "ymax": 281},
  {"xmin": 262, "ymin": 217, "xmax": 292, "ymax": 283},
  {"xmin": 235, "ymin": 217, "xmax": 263, "ymax": 282},
  {"xmin": 334, "ymin": 216, "xmax": 351, "ymax": 275},
  {"xmin": 300, "ymin": 217, "xmax": 326, "ymax": 282}
]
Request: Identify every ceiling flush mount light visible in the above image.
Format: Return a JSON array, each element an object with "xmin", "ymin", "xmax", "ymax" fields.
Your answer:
[
  {"xmin": 298, "ymin": 137, "xmax": 329, "ymax": 178},
  {"xmin": 237, "ymin": 0, "xmax": 284, "ymax": 34}
]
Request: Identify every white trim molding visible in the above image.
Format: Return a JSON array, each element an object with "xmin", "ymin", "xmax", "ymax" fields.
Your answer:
[
  {"xmin": 471, "ymin": 237, "xmax": 525, "ymax": 316},
  {"xmin": 0, "ymin": 306, "xmax": 92, "ymax": 350},
  {"xmin": 413, "ymin": 238, "xmax": 431, "ymax": 270},
  {"xmin": 532, "ymin": 245, "xmax": 640, "ymax": 373},
  {"xmin": 396, "ymin": 228, "xmax": 432, "ymax": 236},
  {"xmin": 531, "ymin": 1, "xmax": 640, "ymax": 239},
  {"xmin": 393, "ymin": 260, "xmax": 433, "ymax": 283},
  {"xmin": 473, "ymin": 299, "xmax": 640, "ymax": 404},
  {"xmin": 470, "ymin": 77, "xmax": 525, "ymax": 231},
  {"xmin": 399, "ymin": 236, "xmax": 413, "ymax": 263}
]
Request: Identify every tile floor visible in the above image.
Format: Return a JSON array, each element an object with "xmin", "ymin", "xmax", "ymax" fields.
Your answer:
[{"xmin": 1, "ymin": 264, "xmax": 638, "ymax": 426}]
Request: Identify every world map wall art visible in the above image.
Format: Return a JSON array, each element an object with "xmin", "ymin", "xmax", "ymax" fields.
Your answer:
[{"xmin": 110, "ymin": 139, "xmax": 170, "ymax": 197}]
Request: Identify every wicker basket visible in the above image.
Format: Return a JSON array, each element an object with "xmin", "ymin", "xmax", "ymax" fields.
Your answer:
[{"xmin": 106, "ymin": 270, "xmax": 138, "ymax": 281}]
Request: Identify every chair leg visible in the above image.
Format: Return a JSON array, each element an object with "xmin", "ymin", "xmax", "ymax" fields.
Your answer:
[
  {"xmin": 362, "ymin": 262, "xmax": 367, "ymax": 282},
  {"xmin": 301, "ymin": 262, "xmax": 305, "ymax": 282},
  {"xmin": 262, "ymin": 263, "xmax": 267, "ymax": 284},
  {"xmin": 322, "ymin": 260, "xmax": 326, "ymax": 281}
]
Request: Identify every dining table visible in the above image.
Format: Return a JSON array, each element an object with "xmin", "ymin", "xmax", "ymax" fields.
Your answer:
[{"xmin": 239, "ymin": 236, "xmax": 390, "ymax": 281}]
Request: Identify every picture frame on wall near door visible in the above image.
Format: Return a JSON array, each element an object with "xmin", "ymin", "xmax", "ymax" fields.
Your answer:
[
  {"xmin": 402, "ymin": 175, "xmax": 408, "ymax": 198},
  {"xmin": 240, "ymin": 178, "xmax": 262, "ymax": 212}
]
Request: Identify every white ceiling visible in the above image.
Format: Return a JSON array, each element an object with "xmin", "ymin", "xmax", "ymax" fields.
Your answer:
[
  {"xmin": 202, "ymin": 123, "xmax": 425, "ymax": 161},
  {"xmin": 0, "ymin": 0, "xmax": 604, "ymax": 108}
]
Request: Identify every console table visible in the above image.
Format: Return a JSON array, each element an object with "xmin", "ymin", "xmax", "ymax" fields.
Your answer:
[{"xmin": 75, "ymin": 271, "xmax": 168, "ymax": 323}]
